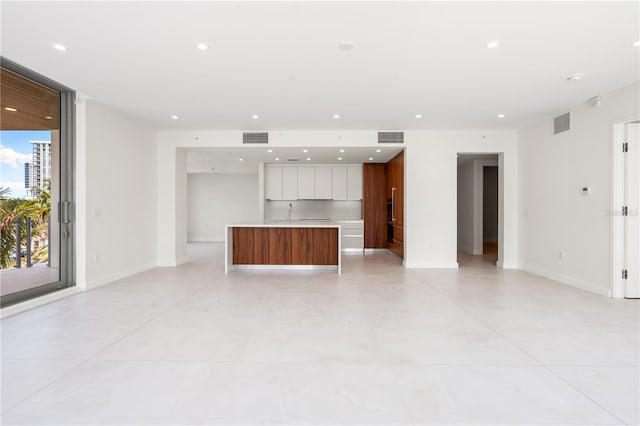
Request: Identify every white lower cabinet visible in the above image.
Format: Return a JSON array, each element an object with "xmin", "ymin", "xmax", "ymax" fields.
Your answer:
[{"xmin": 337, "ymin": 221, "xmax": 364, "ymax": 250}]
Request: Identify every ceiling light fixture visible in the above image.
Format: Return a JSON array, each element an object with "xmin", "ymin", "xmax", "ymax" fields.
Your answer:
[
  {"xmin": 306, "ymin": 158, "xmax": 311, "ymax": 161},
  {"xmin": 339, "ymin": 149, "xmax": 345, "ymax": 153},
  {"xmin": 338, "ymin": 41, "xmax": 354, "ymax": 51},
  {"xmin": 567, "ymin": 73, "xmax": 584, "ymax": 82},
  {"xmin": 252, "ymin": 114, "xmax": 259, "ymax": 119},
  {"xmin": 52, "ymin": 43, "xmax": 67, "ymax": 51},
  {"xmin": 197, "ymin": 43, "xmax": 208, "ymax": 50},
  {"xmin": 369, "ymin": 157, "xmax": 374, "ymax": 161},
  {"xmin": 239, "ymin": 158, "xmax": 244, "ymax": 161},
  {"xmin": 632, "ymin": 40, "xmax": 640, "ymax": 47},
  {"xmin": 415, "ymin": 114, "xmax": 422, "ymax": 119},
  {"xmin": 497, "ymin": 114, "xmax": 505, "ymax": 118},
  {"xmin": 333, "ymin": 114, "xmax": 340, "ymax": 119},
  {"xmin": 275, "ymin": 157, "xmax": 280, "ymax": 161},
  {"xmin": 171, "ymin": 115, "xmax": 179, "ymax": 120},
  {"xmin": 303, "ymin": 149, "xmax": 308, "ymax": 153},
  {"xmin": 338, "ymin": 157, "xmax": 343, "ymax": 161},
  {"xmin": 376, "ymin": 149, "xmax": 381, "ymax": 153},
  {"xmin": 267, "ymin": 149, "xmax": 273, "ymax": 153},
  {"xmin": 485, "ymin": 41, "xmax": 499, "ymax": 49},
  {"xmin": 4, "ymin": 107, "xmax": 17, "ymax": 112}
]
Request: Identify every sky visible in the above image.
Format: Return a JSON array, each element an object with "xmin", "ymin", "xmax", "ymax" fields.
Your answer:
[{"xmin": 0, "ymin": 130, "xmax": 51, "ymax": 199}]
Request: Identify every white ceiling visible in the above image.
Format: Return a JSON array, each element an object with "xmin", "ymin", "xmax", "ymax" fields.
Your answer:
[
  {"xmin": 2, "ymin": 2, "xmax": 638, "ymax": 131},
  {"xmin": 186, "ymin": 146, "xmax": 403, "ymax": 173}
]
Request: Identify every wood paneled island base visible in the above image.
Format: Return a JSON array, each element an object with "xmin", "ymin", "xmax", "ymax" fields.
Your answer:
[{"xmin": 225, "ymin": 224, "xmax": 341, "ymax": 274}]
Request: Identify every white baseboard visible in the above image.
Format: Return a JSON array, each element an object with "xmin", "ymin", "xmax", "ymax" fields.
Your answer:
[
  {"xmin": 86, "ymin": 262, "xmax": 156, "ymax": 290},
  {"xmin": 1, "ymin": 287, "xmax": 82, "ymax": 319},
  {"xmin": 519, "ymin": 264, "xmax": 609, "ymax": 297}
]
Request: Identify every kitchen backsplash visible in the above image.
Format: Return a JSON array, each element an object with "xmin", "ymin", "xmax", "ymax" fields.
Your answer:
[{"xmin": 265, "ymin": 200, "xmax": 362, "ymax": 221}]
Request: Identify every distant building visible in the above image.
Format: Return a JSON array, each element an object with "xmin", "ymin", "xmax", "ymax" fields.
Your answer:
[
  {"xmin": 24, "ymin": 162, "xmax": 31, "ymax": 188},
  {"xmin": 25, "ymin": 140, "xmax": 51, "ymax": 196}
]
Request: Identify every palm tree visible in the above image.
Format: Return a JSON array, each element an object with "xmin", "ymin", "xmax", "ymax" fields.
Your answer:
[{"xmin": 0, "ymin": 183, "xmax": 51, "ymax": 269}]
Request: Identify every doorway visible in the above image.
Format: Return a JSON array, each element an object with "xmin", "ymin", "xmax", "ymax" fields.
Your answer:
[
  {"xmin": 612, "ymin": 117, "xmax": 639, "ymax": 298},
  {"xmin": 0, "ymin": 59, "xmax": 75, "ymax": 307},
  {"xmin": 456, "ymin": 154, "xmax": 500, "ymax": 267}
]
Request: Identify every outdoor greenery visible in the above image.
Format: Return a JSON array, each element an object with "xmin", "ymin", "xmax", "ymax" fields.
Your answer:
[{"xmin": 0, "ymin": 183, "xmax": 51, "ymax": 269}]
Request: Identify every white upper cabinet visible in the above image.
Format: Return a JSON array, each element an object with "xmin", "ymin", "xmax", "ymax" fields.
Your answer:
[
  {"xmin": 282, "ymin": 167, "xmax": 298, "ymax": 200},
  {"xmin": 297, "ymin": 167, "xmax": 315, "ymax": 199},
  {"xmin": 314, "ymin": 167, "xmax": 332, "ymax": 199},
  {"xmin": 331, "ymin": 166, "xmax": 348, "ymax": 200},
  {"xmin": 347, "ymin": 165, "xmax": 363, "ymax": 200},
  {"xmin": 266, "ymin": 166, "xmax": 283, "ymax": 200},
  {"xmin": 266, "ymin": 164, "xmax": 361, "ymax": 201}
]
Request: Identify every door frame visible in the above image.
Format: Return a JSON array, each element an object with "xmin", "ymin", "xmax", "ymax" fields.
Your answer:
[
  {"xmin": 456, "ymin": 153, "xmax": 502, "ymax": 266},
  {"xmin": 611, "ymin": 113, "xmax": 639, "ymax": 298}
]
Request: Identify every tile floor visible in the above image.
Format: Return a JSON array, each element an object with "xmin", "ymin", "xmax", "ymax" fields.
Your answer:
[{"xmin": 1, "ymin": 243, "xmax": 638, "ymax": 425}]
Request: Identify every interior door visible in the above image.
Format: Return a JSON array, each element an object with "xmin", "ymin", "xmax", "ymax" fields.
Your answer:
[{"xmin": 624, "ymin": 123, "xmax": 639, "ymax": 298}]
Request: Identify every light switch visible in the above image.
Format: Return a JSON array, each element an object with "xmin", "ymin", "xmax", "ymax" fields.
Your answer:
[{"xmin": 581, "ymin": 186, "xmax": 591, "ymax": 195}]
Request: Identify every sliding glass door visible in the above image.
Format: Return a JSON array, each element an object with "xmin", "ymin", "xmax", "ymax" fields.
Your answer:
[{"xmin": 0, "ymin": 59, "xmax": 75, "ymax": 307}]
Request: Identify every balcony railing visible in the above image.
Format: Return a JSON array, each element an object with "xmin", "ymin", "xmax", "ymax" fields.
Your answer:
[{"xmin": 11, "ymin": 216, "xmax": 49, "ymax": 269}]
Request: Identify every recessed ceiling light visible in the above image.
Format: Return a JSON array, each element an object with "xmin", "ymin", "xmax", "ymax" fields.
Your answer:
[
  {"xmin": 275, "ymin": 157, "xmax": 280, "ymax": 161},
  {"xmin": 267, "ymin": 149, "xmax": 273, "ymax": 153},
  {"xmin": 303, "ymin": 149, "xmax": 308, "ymax": 153},
  {"xmin": 497, "ymin": 114, "xmax": 505, "ymax": 118},
  {"xmin": 333, "ymin": 114, "xmax": 340, "ymax": 119},
  {"xmin": 338, "ymin": 157, "xmax": 343, "ymax": 161},
  {"xmin": 339, "ymin": 149, "xmax": 345, "ymax": 153},
  {"xmin": 306, "ymin": 158, "xmax": 311, "ymax": 161},
  {"xmin": 632, "ymin": 40, "xmax": 640, "ymax": 47},
  {"xmin": 4, "ymin": 107, "xmax": 17, "ymax": 112},
  {"xmin": 171, "ymin": 115, "xmax": 179, "ymax": 120},
  {"xmin": 338, "ymin": 41, "xmax": 354, "ymax": 51},
  {"xmin": 252, "ymin": 114, "xmax": 259, "ymax": 119},
  {"xmin": 52, "ymin": 43, "xmax": 67, "ymax": 51},
  {"xmin": 369, "ymin": 157, "xmax": 374, "ymax": 161},
  {"xmin": 376, "ymin": 149, "xmax": 381, "ymax": 153},
  {"xmin": 485, "ymin": 41, "xmax": 499, "ymax": 49},
  {"xmin": 45, "ymin": 116, "xmax": 52, "ymax": 119},
  {"xmin": 197, "ymin": 43, "xmax": 208, "ymax": 50},
  {"xmin": 239, "ymin": 158, "xmax": 244, "ymax": 161},
  {"xmin": 415, "ymin": 114, "xmax": 422, "ymax": 119},
  {"xmin": 567, "ymin": 73, "xmax": 584, "ymax": 82}
]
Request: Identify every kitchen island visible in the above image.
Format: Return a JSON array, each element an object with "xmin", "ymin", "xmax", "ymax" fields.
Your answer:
[{"xmin": 225, "ymin": 223, "xmax": 341, "ymax": 274}]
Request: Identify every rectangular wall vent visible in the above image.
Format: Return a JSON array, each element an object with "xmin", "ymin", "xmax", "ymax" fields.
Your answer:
[
  {"xmin": 378, "ymin": 131, "xmax": 404, "ymax": 144},
  {"xmin": 553, "ymin": 113, "xmax": 570, "ymax": 134},
  {"xmin": 242, "ymin": 132, "xmax": 268, "ymax": 144}
]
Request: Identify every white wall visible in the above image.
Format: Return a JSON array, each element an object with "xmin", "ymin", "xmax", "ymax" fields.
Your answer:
[
  {"xmin": 157, "ymin": 129, "xmax": 518, "ymax": 269},
  {"xmin": 188, "ymin": 173, "xmax": 259, "ymax": 241},
  {"xmin": 79, "ymin": 100, "xmax": 157, "ymax": 289},
  {"xmin": 519, "ymin": 81, "xmax": 640, "ymax": 296},
  {"xmin": 457, "ymin": 161, "xmax": 475, "ymax": 254},
  {"xmin": 404, "ymin": 131, "xmax": 519, "ymax": 269}
]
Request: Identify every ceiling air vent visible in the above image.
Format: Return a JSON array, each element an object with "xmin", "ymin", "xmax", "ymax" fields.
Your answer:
[
  {"xmin": 378, "ymin": 131, "xmax": 404, "ymax": 144},
  {"xmin": 242, "ymin": 132, "xmax": 268, "ymax": 144},
  {"xmin": 553, "ymin": 113, "xmax": 570, "ymax": 134}
]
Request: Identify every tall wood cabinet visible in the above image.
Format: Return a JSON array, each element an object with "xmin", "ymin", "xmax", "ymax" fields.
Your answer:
[
  {"xmin": 362, "ymin": 150, "xmax": 404, "ymax": 259},
  {"xmin": 386, "ymin": 151, "xmax": 404, "ymax": 259},
  {"xmin": 363, "ymin": 164, "xmax": 387, "ymax": 248}
]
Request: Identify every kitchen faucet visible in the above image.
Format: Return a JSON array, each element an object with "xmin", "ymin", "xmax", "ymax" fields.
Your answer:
[{"xmin": 288, "ymin": 202, "xmax": 293, "ymax": 223}]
